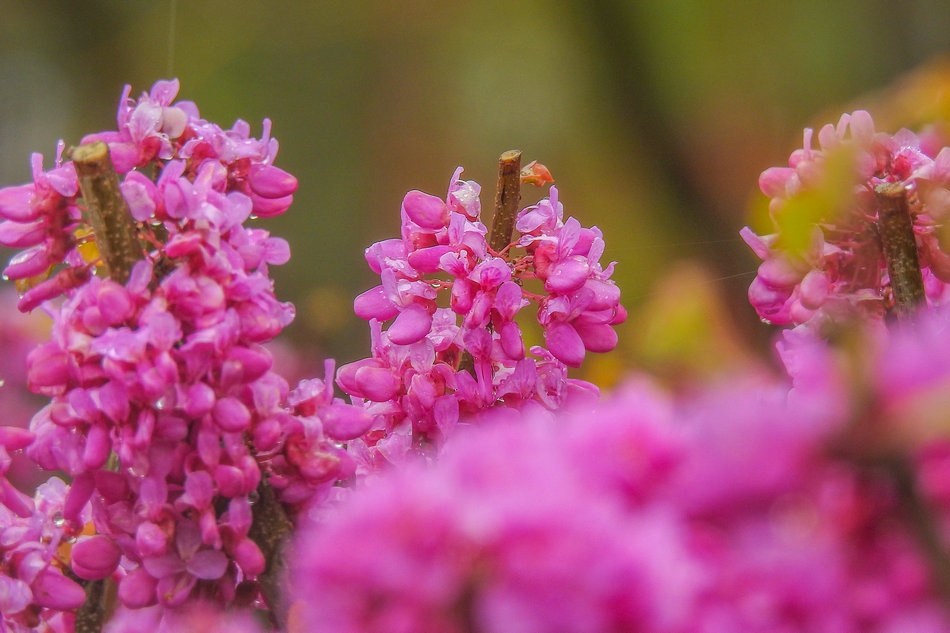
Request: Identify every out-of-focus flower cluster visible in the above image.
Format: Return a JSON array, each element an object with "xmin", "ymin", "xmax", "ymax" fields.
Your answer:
[
  {"xmin": 742, "ymin": 110, "xmax": 950, "ymax": 326},
  {"xmin": 0, "ymin": 79, "xmax": 370, "ymax": 629},
  {"xmin": 293, "ymin": 307, "xmax": 950, "ymax": 633},
  {"xmin": 340, "ymin": 169, "xmax": 624, "ymax": 468}
]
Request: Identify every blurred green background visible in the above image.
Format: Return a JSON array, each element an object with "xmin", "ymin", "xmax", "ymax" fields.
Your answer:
[{"xmin": 3, "ymin": 0, "xmax": 950, "ymax": 381}]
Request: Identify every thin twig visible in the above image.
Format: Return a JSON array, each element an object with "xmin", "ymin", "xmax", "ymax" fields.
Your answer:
[
  {"xmin": 458, "ymin": 151, "xmax": 523, "ymax": 376},
  {"xmin": 884, "ymin": 456, "xmax": 950, "ymax": 603},
  {"xmin": 874, "ymin": 182, "xmax": 925, "ymax": 319},
  {"xmin": 73, "ymin": 578, "xmax": 105, "ymax": 633},
  {"xmin": 72, "ymin": 141, "xmax": 142, "ymax": 284},
  {"xmin": 249, "ymin": 478, "xmax": 295, "ymax": 629},
  {"xmin": 488, "ymin": 150, "xmax": 522, "ymax": 257}
]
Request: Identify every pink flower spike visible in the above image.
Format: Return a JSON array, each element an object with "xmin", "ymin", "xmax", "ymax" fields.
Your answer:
[
  {"xmin": 544, "ymin": 321, "xmax": 586, "ymax": 367},
  {"xmin": 386, "ymin": 303, "xmax": 432, "ymax": 345},
  {"xmin": 402, "ymin": 190, "xmax": 448, "ymax": 230},
  {"xmin": 71, "ymin": 535, "xmax": 122, "ymax": 580}
]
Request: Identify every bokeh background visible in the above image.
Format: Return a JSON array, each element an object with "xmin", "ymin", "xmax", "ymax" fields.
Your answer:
[{"xmin": 4, "ymin": 0, "xmax": 950, "ymax": 383}]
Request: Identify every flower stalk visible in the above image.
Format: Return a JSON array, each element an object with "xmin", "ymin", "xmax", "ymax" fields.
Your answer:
[
  {"xmin": 249, "ymin": 478, "xmax": 294, "ymax": 629},
  {"xmin": 72, "ymin": 141, "xmax": 142, "ymax": 284},
  {"xmin": 874, "ymin": 182, "xmax": 925, "ymax": 319},
  {"xmin": 488, "ymin": 149, "xmax": 522, "ymax": 257}
]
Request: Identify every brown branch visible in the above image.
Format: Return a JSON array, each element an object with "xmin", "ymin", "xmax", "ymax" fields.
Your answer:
[
  {"xmin": 874, "ymin": 182, "xmax": 925, "ymax": 319},
  {"xmin": 458, "ymin": 151, "xmax": 524, "ymax": 377},
  {"xmin": 73, "ymin": 578, "xmax": 105, "ymax": 633},
  {"xmin": 488, "ymin": 150, "xmax": 522, "ymax": 257},
  {"xmin": 249, "ymin": 477, "xmax": 295, "ymax": 629},
  {"xmin": 72, "ymin": 142, "xmax": 142, "ymax": 284},
  {"xmin": 884, "ymin": 456, "xmax": 950, "ymax": 604}
]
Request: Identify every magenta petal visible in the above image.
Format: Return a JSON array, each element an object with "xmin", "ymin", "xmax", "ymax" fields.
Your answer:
[
  {"xmin": 499, "ymin": 321, "xmax": 525, "ymax": 360},
  {"xmin": 63, "ymin": 472, "xmax": 95, "ymax": 524},
  {"xmin": 232, "ymin": 538, "xmax": 266, "ymax": 576},
  {"xmin": 4, "ymin": 246, "xmax": 52, "ymax": 280},
  {"xmin": 574, "ymin": 322, "xmax": 619, "ymax": 353},
  {"xmin": 354, "ymin": 366, "xmax": 400, "ymax": 402},
  {"xmin": 0, "ymin": 478, "xmax": 33, "ymax": 518},
  {"xmin": 187, "ymin": 549, "xmax": 228, "ymax": 580},
  {"xmin": 408, "ymin": 245, "xmax": 452, "ymax": 273},
  {"xmin": 386, "ymin": 304, "xmax": 432, "ymax": 345},
  {"xmin": 544, "ymin": 321, "xmax": 586, "ymax": 367},
  {"xmin": 82, "ymin": 423, "xmax": 111, "ymax": 469},
  {"xmin": 354, "ymin": 285, "xmax": 399, "ymax": 321},
  {"xmin": 26, "ymin": 343, "xmax": 69, "ymax": 388},
  {"xmin": 0, "ymin": 219, "xmax": 47, "ymax": 248},
  {"xmin": 319, "ymin": 403, "xmax": 374, "ymax": 440},
  {"xmin": 249, "ymin": 192, "xmax": 293, "ymax": 218},
  {"xmin": 0, "ymin": 426, "xmax": 34, "ymax": 451},
  {"xmin": 402, "ymin": 190, "xmax": 447, "ymax": 230},
  {"xmin": 0, "ymin": 576, "xmax": 32, "ymax": 615},
  {"xmin": 156, "ymin": 573, "xmax": 195, "ymax": 607},
  {"xmin": 71, "ymin": 535, "xmax": 122, "ymax": 580},
  {"xmin": 213, "ymin": 397, "xmax": 251, "ymax": 432},
  {"xmin": 545, "ymin": 256, "xmax": 590, "ymax": 294},
  {"xmin": 758, "ymin": 166, "xmax": 795, "ymax": 197},
  {"xmin": 249, "ymin": 164, "xmax": 298, "ymax": 198},
  {"xmin": 0, "ymin": 184, "xmax": 39, "ymax": 222},
  {"xmin": 143, "ymin": 553, "xmax": 187, "ymax": 579},
  {"xmin": 30, "ymin": 569, "xmax": 86, "ymax": 610},
  {"xmin": 0, "ymin": 184, "xmax": 41, "ymax": 222},
  {"xmin": 117, "ymin": 568, "xmax": 158, "ymax": 608},
  {"xmin": 136, "ymin": 521, "xmax": 168, "ymax": 558}
]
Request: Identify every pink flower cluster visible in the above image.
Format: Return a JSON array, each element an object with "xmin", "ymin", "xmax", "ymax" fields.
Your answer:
[
  {"xmin": 293, "ymin": 314, "xmax": 950, "ymax": 632},
  {"xmin": 339, "ymin": 169, "xmax": 624, "ymax": 466},
  {"xmin": 742, "ymin": 111, "xmax": 950, "ymax": 326},
  {"xmin": 0, "ymin": 80, "xmax": 369, "ymax": 626}
]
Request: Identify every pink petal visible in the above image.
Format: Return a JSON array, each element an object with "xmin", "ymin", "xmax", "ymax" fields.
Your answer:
[
  {"xmin": 30, "ymin": 569, "xmax": 86, "ymax": 610},
  {"xmin": 386, "ymin": 303, "xmax": 432, "ymax": 345},
  {"xmin": 544, "ymin": 256, "xmax": 590, "ymax": 294},
  {"xmin": 187, "ymin": 549, "xmax": 228, "ymax": 580},
  {"xmin": 544, "ymin": 321, "xmax": 586, "ymax": 367},
  {"xmin": 117, "ymin": 568, "xmax": 158, "ymax": 608},
  {"xmin": 71, "ymin": 535, "xmax": 122, "ymax": 580},
  {"xmin": 319, "ymin": 403, "xmax": 374, "ymax": 441},
  {"xmin": 574, "ymin": 322, "xmax": 619, "ymax": 353},
  {"xmin": 213, "ymin": 397, "xmax": 251, "ymax": 432},
  {"xmin": 0, "ymin": 184, "xmax": 40, "ymax": 222},
  {"xmin": 249, "ymin": 164, "xmax": 298, "ymax": 198},
  {"xmin": 402, "ymin": 190, "xmax": 447, "ymax": 230},
  {"xmin": 354, "ymin": 285, "xmax": 399, "ymax": 321},
  {"xmin": 354, "ymin": 366, "xmax": 401, "ymax": 402}
]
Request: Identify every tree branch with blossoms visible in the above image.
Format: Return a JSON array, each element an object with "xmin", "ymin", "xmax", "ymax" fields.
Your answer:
[{"xmin": 0, "ymin": 80, "xmax": 624, "ymax": 633}]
